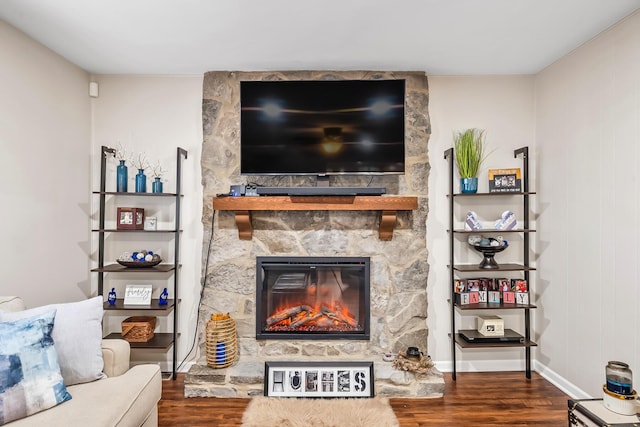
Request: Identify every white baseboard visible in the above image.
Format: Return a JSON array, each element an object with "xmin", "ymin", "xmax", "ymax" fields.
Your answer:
[
  {"xmin": 433, "ymin": 359, "xmax": 591, "ymax": 400},
  {"xmin": 533, "ymin": 360, "xmax": 591, "ymax": 399},
  {"xmin": 433, "ymin": 358, "xmax": 527, "ymax": 373}
]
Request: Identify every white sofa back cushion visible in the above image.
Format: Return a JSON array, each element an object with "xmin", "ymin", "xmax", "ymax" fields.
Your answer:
[{"xmin": 0, "ymin": 296, "xmax": 105, "ymax": 386}]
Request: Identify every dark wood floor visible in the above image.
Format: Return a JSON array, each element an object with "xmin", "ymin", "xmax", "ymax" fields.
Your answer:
[{"xmin": 159, "ymin": 371, "xmax": 570, "ymax": 426}]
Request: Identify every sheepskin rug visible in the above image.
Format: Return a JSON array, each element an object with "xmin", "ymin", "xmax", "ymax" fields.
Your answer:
[{"xmin": 241, "ymin": 396, "xmax": 399, "ymax": 427}]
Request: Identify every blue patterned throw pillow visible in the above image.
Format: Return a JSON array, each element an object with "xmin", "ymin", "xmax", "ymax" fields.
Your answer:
[{"xmin": 0, "ymin": 310, "xmax": 72, "ymax": 425}]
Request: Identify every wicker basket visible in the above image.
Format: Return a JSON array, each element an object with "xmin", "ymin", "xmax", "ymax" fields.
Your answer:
[
  {"xmin": 206, "ymin": 313, "xmax": 237, "ymax": 368},
  {"xmin": 121, "ymin": 316, "xmax": 156, "ymax": 342}
]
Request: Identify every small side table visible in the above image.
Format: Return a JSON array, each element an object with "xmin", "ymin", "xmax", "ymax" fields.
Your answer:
[{"xmin": 568, "ymin": 398, "xmax": 640, "ymax": 426}]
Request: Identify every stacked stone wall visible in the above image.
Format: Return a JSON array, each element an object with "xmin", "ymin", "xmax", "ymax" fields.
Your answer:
[{"xmin": 188, "ymin": 71, "xmax": 442, "ymax": 397}]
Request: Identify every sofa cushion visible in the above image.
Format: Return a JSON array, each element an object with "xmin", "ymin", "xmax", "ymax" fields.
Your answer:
[
  {"xmin": 0, "ymin": 310, "xmax": 72, "ymax": 425},
  {"xmin": 0, "ymin": 297, "xmax": 105, "ymax": 386},
  {"xmin": 4, "ymin": 364, "xmax": 162, "ymax": 427}
]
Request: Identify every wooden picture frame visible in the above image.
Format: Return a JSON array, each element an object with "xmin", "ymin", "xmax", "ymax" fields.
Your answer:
[
  {"xmin": 264, "ymin": 361, "xmax": 374, "ymax": 398},
  {"xmin": 117, "ymin": 207, "xmax": 145, "ymax": 230}
]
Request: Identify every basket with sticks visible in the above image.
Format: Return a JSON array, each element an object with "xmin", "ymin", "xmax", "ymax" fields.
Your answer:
[{"xmin": 206, "ymin": 313, "xmax": 237, "ymax": 368}]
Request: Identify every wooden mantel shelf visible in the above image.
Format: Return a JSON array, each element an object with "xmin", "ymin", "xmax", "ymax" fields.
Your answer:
[{"xmin": 213, "ymin": 195, "xmax": 418, "ymax": 241}]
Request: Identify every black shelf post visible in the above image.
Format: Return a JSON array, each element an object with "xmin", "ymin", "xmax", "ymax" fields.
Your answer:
[
  {"xmin": 171, "ymin": 147, "xmax": 187, "ymax": 380},
  {"xmin": 514, "ymin": 146, "xmax": 531, "ymax": 378},
  {"xmin": 443, "ymin": 148, "xmax": 456, "ymax": 380},
  {"xmin": 98, "ymin": 146, "xmax": 115, "ymax": 296}
]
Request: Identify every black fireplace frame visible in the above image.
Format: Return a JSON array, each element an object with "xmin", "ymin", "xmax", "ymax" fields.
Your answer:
[{"xmin": 255, "ymin": 256, "xmax": 371, "ymax": 340}]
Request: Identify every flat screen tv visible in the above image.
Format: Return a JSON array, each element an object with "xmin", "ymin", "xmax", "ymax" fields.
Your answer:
[{"xmin": 240, "ymin": 79, "xmax": 405, "ymax": 176}]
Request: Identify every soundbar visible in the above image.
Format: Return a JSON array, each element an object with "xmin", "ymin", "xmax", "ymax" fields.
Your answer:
[{"xmin": 256, "ymin": 186, "xmax": 386, "ymax": 196}]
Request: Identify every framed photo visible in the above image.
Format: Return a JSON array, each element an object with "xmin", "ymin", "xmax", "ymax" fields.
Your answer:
[
  {"xmin": 124, "ymin": 284, "xmax": 153, "ymax": 305},
  {"xmin": 467, "ymin": 279, "xmax": 481, "ymax": 292},
  {"xmin": 117, "ymin": 207, "xmax": 145, "ymax": 230},
  {"xmin": 264, "ymin": 361, "xmax": 374, "ymax": 398},
  {"xmin": 454, "ymin": 279, "xmax": 466, "ymax": 293},
  {"xmin": 488, "ymin": 168, "xmax": 522, "ymax": 193},
  {"xmin": 144, "ymin": 216, "xmax": 157, "ymax": 231},
  {"xmin": 511, "ymin": 279, "xmax": 528, "ymax": 292}
]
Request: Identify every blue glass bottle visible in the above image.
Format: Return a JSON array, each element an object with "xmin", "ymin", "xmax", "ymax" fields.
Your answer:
[
  {"xmin": 116, "ymin": 160, "xmax": 128, "ymax": 192},
  {"xmin": 152, "ymin": 177, "xmax": 163, "ymax": 193},
  {"xmin": 135, "ymin": 169, "xmax": 146, "ymax": 193},
  {"xmin": 159, "ymin": 288, "xmax": 169, "ymax": 305},
  {"xmin": 108, "ymin": 288, "xmax": 117, "ymax": 306}
]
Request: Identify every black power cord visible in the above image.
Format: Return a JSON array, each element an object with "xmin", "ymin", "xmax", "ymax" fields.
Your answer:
[{"xmin": 176, "ymin": 210, "xmax": 216, "ymax": 372}]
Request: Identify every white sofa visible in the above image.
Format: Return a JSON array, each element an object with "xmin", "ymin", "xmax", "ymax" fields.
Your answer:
[{"xmin": 0, "ymin": 297, "xmax": 162, "ymax": 427}]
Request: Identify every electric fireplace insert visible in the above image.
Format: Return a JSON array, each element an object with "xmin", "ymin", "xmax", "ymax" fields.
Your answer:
[{"xmin": 255, "ymin": 256, "xmax": 370, "ymax": 340}]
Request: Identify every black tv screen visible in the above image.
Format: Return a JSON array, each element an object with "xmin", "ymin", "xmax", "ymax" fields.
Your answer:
[{"xmin": 240, "ymin": 79, "xmax": 405, "ymax": 176}]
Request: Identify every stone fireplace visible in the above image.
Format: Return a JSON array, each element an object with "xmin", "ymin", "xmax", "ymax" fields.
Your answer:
[{"xmin": 185, "ymin": 70, "xmax": 444, "ymax": 398}]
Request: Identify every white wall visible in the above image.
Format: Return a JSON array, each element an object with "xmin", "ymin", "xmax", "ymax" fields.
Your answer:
[
  {"xmin": 0, "ymin": 21, "xmax": 91, "ymax": 306},
  {"xmin": 534, "ymin": 10, "xmax": 640, "ymax": 398},
  {"xmin": 426, "ymin": 76, "xmax": 536, "ymax": 372},
  {"xmin": 90, "ymin": 75, "xmax": 203, "ymax": 370},
  {"xmin": 5, "ymin": 8, "xmax": 639, "ymax": 391}
]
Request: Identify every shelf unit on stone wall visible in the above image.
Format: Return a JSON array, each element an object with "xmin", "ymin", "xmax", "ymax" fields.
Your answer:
[
  {"xmin": 212, "ymin": 195, "xmax": 418, "ymax": 240},
  {"xmin": 92, "ymin": 146, "xmax": 187, "ymax": 380},
  {"xmin": 444, "ymin": 146, "xmax": 536, "ymax": 380}
]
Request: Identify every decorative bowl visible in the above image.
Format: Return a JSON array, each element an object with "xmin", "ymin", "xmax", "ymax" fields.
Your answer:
[
  {"xmin": 117, "ymin": 254, "xmax": 162, "ymax": 268},
  {"xmin": 471, "ymin": 242, "xmax": 508, "ymax": 269}
]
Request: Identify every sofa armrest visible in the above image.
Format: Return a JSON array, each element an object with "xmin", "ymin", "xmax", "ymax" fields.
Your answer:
[
  {"xmin": 0, "ymin": 296, "xmax": 26, "ymax": 312},
  {"xmin": 102, "ymin": 339, "xmax": 131, "ymax": 377}
]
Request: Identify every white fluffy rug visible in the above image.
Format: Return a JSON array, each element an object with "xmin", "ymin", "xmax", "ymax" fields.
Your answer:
[{"xmin": 241, "ymin": 396, "xmax": 400, "ymax": 427}]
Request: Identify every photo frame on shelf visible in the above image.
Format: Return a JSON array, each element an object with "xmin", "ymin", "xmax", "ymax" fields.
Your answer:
[
  {"xmin": 117, "ymin": 207, "xmax": 145, "ymax": 230},
  {"xmin": 264, "ymin": 361, "xmax": 374, "ymax": 398},
  {"xmin": 124, "ymin": 284, "xmax": 153, "ymax": 305},
  {"xmin": 144, "ymin": 216, "xmax": 157, "ymax": 231},
  {"xmin": 488, "ymin": 168, "xmax": 522, "ymax": 193}
]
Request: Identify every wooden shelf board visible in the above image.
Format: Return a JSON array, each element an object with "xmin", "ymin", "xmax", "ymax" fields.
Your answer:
[
  {"xmin": 453, "ymin": 302, "xmax": 537, "ymax": 310},
  {"xmin": 451, "ymin": 229, "xmax": 536, "ymax": 234},
  {"xmin": 93, "ymin": 191, "xmax": 181, "ymax": 197},
  {"xmin": 104, "ymin": 299, "xmax": 175, "ymax": 311},
  {"xmin": 92, "ymin": 263, "xmax": 179, "ymax": 273},
  {"xmin": 213, "ymin": 195, "xmax": 418, "ymax": 241},
  {"xmin": 450, "ymin": 192, "xmax": 536, "ymax": 198},
  {"xmin": 452, "ymin": 331, "xmax": 537, "ymax": 349},
  {"xmin": 92, "ymin": 229, "xmax": 180, "ymax": 233},
  {"xmin": 104, "ymin": 333, "xmax": 174, "ymax": 349},
  {"xmin": 452, "ymin": 263, "xmax": 536, "ymax": 272}
]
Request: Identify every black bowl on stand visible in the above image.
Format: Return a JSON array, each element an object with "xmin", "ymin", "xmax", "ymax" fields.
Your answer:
[{"xmin": 471, "ymin": 244, "xmax": 508, "ymax": 269}]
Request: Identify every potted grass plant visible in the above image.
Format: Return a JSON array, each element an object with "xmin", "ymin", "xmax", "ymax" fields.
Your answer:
[{"xmin": 453, "ymin": 128, "xmax": 488, "ymax": 193}]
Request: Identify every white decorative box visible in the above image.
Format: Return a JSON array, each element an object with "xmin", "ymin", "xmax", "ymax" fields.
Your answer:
[{"xmin": 477, "ymin": 315, "xmax": 504, "ymax": 336}]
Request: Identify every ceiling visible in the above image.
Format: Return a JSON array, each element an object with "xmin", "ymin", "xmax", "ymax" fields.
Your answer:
[{"xmin": 1, "ymin": 0, "xmax": 638, "ymax": 75}]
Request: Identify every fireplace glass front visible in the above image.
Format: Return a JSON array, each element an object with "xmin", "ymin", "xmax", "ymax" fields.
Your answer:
[{"xmin": 256, "ymin": 257, "xmax": 370, "ymax": 340}]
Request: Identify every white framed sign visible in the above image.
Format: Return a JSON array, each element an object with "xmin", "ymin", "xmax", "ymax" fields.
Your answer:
[
  {"xmin": 124, "ymin": 284, "xmax": 153, "ymax": 305},
  {"xmin": 264, "ymin": 361, "xmax": 374, "ymax": 398}
]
